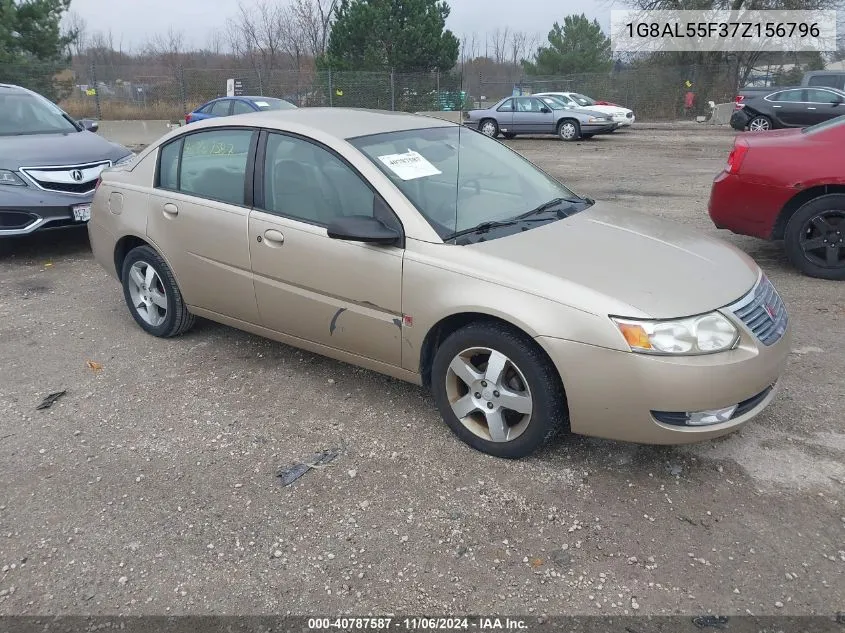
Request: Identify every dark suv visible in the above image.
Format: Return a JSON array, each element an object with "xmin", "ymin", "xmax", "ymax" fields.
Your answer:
[{"xmin": 0, "ymin": 84, "xmax": 133, "ymax": 236}]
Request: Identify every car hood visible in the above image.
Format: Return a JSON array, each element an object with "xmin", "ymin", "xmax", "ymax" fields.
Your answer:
[
  {"xmin": 0, "ymin": 131, "xmax": 129, "ymax": 169},
  {"xmin": 468, "ymin": 202, "xmax": 759, "ymax": 319},
  {"xmin": 580, "ymin": 104, "xmax": 631, "ymax": 116}
]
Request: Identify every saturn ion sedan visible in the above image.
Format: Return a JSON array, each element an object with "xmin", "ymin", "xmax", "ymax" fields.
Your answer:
[{"xmin": 88, "ymin": 108, "xmax": 790, "ymax": 458}]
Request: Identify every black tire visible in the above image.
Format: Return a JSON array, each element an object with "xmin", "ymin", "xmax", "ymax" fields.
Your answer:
[
  {"xmin": 121, "ymin": 245, "xmax": 196, "ymax": 337},
  {"xmin": 783, "ymin": 194, "xmax": 845, "ymax": 280},
  {"xmin": 479, "ymin": 119, "xmax": 499, "ymax": 138},
  {"xmin": 746, "ymin": 115, "xmax": 772, "ymax": 132},
  {"xmin": 557, "ymin": 119, "xmax": 581, "ymax": 141},
  {"xmin": 503, "ymin": 132, "xmax": 516, "ymax": 139},
  {"xmin": 430, "ymin": 321, "xmax": 568, "ymax": 459}
]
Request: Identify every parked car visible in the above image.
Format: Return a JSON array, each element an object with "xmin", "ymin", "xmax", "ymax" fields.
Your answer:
[
  {"xmin": 730, "ymin": 86, "xmax": 845, "ymax": 131},
  {"xmin": 534, "ymin": 92, "xmax": 636, "ymax": 128},
  {"xmin": 0, "ymin": 83, "xmax": 134, "ymax": 237},
  {"xmin": 710, "ymin": 115, "xmax": 845, "ymax": 279},
  {"xmin": 801, "ymin": 70, "xmax": 845, "ymax": 91},
  {"xmin": 185, "ymin": 96, "xmax": 296, "ymax": 124},
  {"xmin": 464, "ymin": 96, "xmax": 617, "ymax": 141},
  {"xmin": 88, "ymin": 108, "xmax": 789, "ymax": 458}
]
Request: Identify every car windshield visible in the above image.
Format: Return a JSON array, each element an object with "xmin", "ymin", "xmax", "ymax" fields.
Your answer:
[
  {"xmin": 802, "ymin": 113, "xmax": 845, "ymax": 134},
  {"xmin": 539, "ymin": 96, "xmax": 568, "ymax": 109},
  {"xmin": 349, "ymin": 126, "xmax": 589, "ymax": 243},
  {"xmin": 0, "ymin": 90, "xmax": 79, "ymax": 136},
  {"xmin": 569, "ymin": 93, "xmax": 596, "ymax": 106},
  {"xmin": 252, "ymin": 98, "xmax": 296, "ymax": 110}
]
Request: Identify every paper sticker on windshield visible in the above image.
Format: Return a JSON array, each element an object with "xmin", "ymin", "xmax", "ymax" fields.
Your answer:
[
  {"xmin": 377, "ymin": 150, "xmax": 441, "ymax": 180},
  {"xmin": 255, "ymin": 101, "xmax": 270, "ymax": 109}
]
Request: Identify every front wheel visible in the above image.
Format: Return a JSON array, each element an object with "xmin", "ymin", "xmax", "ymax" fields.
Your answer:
[
  {"xmin": 479, "ymin": 119, "xmax": 499, "ymax": 137},
  {"xmin": 747, "ymin": 115, "xmax": 772, "ymax": 132},
  {"xmin": 121, "ymin": 245, "xmax": 196, "ymax": 337},
  {"xmin": 784, "ymin": 194, "xmax": 845, "ymax": 280},
  {"xmin": 431, "ymin": 321, "xmax": 568, "ymax": 458},
  {"xmin": 557, "ymin": 119, "xmax": 581, "ymax": 141}
]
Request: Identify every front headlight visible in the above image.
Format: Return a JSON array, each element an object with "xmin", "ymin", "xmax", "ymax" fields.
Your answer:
[
  {"xmin": 587, "ymin": 117, "xmax": 609, "ymax": 123},
  {"xmin": 612, "ymin": 312, "xmax": 739, "ymax": 355},
  {"xmin": 0, "ymin": 170, "xmax": 26, "ymax": 186}
]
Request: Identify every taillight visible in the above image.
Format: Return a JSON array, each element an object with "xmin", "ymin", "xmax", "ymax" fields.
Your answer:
[
  {"xmin": 184, "ymin": 114, "xmax": 191, "ymax": 124},
  {"xmin": 734, "ymin": 95, "xmax": 745, "ymax": 109},
  {"xmin": 725, "ymin": 141, "xmax": 749, "ymax": 174}
]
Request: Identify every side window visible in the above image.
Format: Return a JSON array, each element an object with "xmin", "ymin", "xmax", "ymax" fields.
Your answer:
[
  {"xmin": 177, "ymin": 129, "xmax": 254, "ymax": 205},
  {"xmin": 262, "ymin": 133, "xmax": 376, "ymax": 226},
  {"xmin": 497, "ymin": 98, "xmax": 514, "ymax": 112},
  {"xmin": 209, "ymin": 100, "xmax": 232, "ymax": 116},
  {"xmin": 232, "ymin": 100, "xmax": 254, "ymax": 115},
  {"xmin": 157, "ymin": 139, "xmax": 181, "ymax": 190},
  {"xmin": 769, "ymin": 89, "xmax": 805, "ymax": 102},
  {"xmin": 806, "ymin": 89, "xmax": 841, "ymax": 104}
]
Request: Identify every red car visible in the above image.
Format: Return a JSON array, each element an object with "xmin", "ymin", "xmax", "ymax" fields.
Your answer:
[{"xmin": 708, "ymin": 115, "xmax": 845, "ymax": 280}]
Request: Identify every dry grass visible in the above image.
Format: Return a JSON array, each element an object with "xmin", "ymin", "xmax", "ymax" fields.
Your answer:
[{"xmin": 60, "ymin": 98, "xmax": 199, "ymax": 121}]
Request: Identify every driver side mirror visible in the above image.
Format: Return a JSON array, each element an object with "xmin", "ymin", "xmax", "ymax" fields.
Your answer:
[
  {"xmin": 326, "ymin": 215, "xmax": 401, "ymax": 246},
  {"xmin": 540, "ymin": 106, "xmax": 551, "ymax": 113},
  {"xmin": 79, "ymin": 118, "xmax": 99, "ymax": 132},
  {"xmin": 834, "ymin": 95, "xmax": 844, "ymax": 105}
]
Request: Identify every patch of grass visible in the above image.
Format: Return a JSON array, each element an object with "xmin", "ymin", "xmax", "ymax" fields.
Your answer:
[{"xmin": 60, "ymin": 98, "xmax": 199, "ymax": 121}]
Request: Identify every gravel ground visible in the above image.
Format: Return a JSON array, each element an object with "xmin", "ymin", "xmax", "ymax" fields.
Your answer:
[{"xmin": 0, "ymin": 123, "xmax": 843, "ymax": 617}]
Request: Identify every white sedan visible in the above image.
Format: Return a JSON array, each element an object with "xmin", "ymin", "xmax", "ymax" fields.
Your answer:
[{"xmin": 535, "ymin": 91, "xmax": 635, "ymax": 128}]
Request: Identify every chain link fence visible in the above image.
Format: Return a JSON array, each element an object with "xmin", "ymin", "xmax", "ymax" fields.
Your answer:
[{"xmin": 1, "ymin": 61, "xmax": 746, "ymax": 121}]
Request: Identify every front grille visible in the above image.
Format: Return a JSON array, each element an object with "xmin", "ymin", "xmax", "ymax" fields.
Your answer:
[
  {"xmin": 20, "ymin": 161, "xmax": 110, "ymax": 195},
  {"xmin": 626, "ymin": 112, "xmax": 633, "ymax": 118},
  {"xmin": 726, "ymin": 275, "xmax": 788, "ymax": 346}
]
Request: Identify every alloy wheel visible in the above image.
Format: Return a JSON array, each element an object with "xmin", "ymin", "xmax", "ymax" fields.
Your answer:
[
  {"xmin": 127, "ymin": 261, "xmax": 168, "ymax": 327},
  {"xmin": 799, "ymin": 210, "xmax": 845, "ymax": 269},
  {"xmin": 748, "ymin": 117, "xmax": 771, "ymax": 131},
  {"xmin": 445, "ymin": 347, "xmax": 533, "ymax": 443}
]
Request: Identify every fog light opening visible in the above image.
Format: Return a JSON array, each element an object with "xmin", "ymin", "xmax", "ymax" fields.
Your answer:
[{"xmin": 686, "ymin": 405, "xmax": 738, "ymax": 426}]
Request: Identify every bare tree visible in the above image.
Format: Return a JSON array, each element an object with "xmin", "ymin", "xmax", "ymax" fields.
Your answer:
[
  {"xmin": 490, "ymin": 27, "xmax": 509, "ymax": 65},
  {"xmin": 460, "ymin": 32, "xmax": 479, "ymax": 65},
  {"xmin": 65, "ymin": 10, "xmax": 88, "ymax": 59},
  {"xmin": 146, "ymin": 27, "xmax": 186, "ymax": 79},
  {"xmin": 290, "ymin": 0, "xmax": 337, "ymax": 59},
  {"xmin": 508, "ymin": 31, "xmax": 527, "ymax": 67}
]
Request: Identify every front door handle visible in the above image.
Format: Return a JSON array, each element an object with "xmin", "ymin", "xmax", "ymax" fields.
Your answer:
[
  {"xmin": 163, "ymin": 202, "xmax": 178, "ymax": 217},
  {"xmin": 807, "ymin": 107, "xmax": 817, "ymax": 110},
  {"xmin": 262, "ymin": 229, "xmax": 285, "ymax": 246}
]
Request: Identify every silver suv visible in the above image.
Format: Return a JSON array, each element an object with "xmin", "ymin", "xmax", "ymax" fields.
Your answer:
[{"xmin": 0, "ymin": 84, "xmax": 133, "ymax": 236}]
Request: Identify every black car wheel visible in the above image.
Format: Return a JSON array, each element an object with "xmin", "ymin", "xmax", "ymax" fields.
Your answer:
[
  {"xmin": 747, "ymin": 115, "xmax": 772, "ymax": 132},
  {"xmin": 431, "ymin": 321, "xmax": 568, "ymax": 459},
  {"xmin": 557, "ymin": 119, "xmax": 581, "ymax": 141},
  {"xmin": 784, "ymin": 194, "xmax": 845, "ymax": 280},
  {"xmin": 121, "ymin": 245, "xmax": 196, "ymax": 336},
  {"xmin": 479, "ymin": 119, "xmax": 499, "ymax": 137}
]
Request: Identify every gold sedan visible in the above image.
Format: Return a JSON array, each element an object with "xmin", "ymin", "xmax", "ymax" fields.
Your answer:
[{"xmin": 88, "ymin": 108, "xmax": 790, "ymax": 458}]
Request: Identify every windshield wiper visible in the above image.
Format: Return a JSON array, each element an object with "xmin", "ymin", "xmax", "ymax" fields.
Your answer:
[
  {"xmin": 445, "ymin": 216, "xmax": 552, "ymax": 241},
  {"xmin": 515, "ymin": 196, "xmax": 591, "ymax": 220}
]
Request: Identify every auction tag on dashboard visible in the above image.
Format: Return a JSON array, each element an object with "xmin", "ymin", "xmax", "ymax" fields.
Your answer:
[
  {"xmin": 72, "ymin": 204, "xmax": 91, "ymax": 222},
  {"xmin": 377, "ymin": 150, "xmax": 441, "ymax": 180}
]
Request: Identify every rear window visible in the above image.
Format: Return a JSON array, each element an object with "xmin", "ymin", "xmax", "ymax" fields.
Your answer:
[{"xmin": 802, "ymin": 114, "xmax": 845, "ymax": 135}]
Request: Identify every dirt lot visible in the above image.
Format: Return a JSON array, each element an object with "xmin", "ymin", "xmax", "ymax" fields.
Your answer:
[{"xmin": 0, "ymin": 124, "xmax": 843, "ymax": 618}]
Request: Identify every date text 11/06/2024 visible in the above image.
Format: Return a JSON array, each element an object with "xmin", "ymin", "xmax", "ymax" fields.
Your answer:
[{"xmin": 307, "ymin": 617, "xmax": 529, "ymax": 631}]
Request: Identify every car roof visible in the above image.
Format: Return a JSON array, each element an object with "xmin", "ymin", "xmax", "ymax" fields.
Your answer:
[
  {"xmin": 187, "ymin": 107, "xmax": 454, "ymax": 139},
  {"xmin": 0, "ymin": 83, "xmax": 30, "ymax": 93}
]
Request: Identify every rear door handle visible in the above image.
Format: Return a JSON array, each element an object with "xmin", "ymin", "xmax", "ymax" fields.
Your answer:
[
  {"xmin": 262, "ymin": 229, "xmax": 285, "ymax": 246},
  {"xmin": 163, "ymin": 203, "xmax": 178, "ymax": 217}
]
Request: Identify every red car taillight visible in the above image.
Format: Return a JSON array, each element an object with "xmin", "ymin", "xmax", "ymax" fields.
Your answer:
[
  {"xmin": 726, "ymin": 141, "xmax": 749, "ymax": 174},
  {"xmin": 184, "ymin": 113, "xmax": 191, "ymax": 124},
  {"xmin": 734, "ymin": 95, "xmax": 745, "ymax": 109}
]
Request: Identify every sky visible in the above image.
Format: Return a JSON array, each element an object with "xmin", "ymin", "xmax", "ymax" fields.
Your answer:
[{"xmin": 67, "ymin": 0, "xmax": 614, "ymax": 52}]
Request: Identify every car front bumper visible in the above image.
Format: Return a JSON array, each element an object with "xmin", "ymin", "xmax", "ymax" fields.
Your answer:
[
  {"xmin": 537, "ymin": 314, "xmax": 791, "ymax": 444},
  {"xmin": 584, "ymin": 123, "xmax": 619, "ymax": 134},
  {"xmin": 0, "ymin": 185, "xmax": 94, "ymax": 237},
  {"xmin": 613, "ymin": 114, "xmax": 634, "ymax": 126}
]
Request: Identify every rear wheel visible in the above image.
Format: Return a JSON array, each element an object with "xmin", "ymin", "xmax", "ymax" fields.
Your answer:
[
  {"xmin": 479, "ymin": 119, "xmax": 499, "ymax": 138},
  {"xmin": 121, "ymin": 245, "xmax": 195, "ymax": 337},
  {"xmin": 557, "ymin": 119, "xmax": 581, "ymax": 141},
  {"xmin": 784, "ymin": 194, "xmax": 845, "ymax": 280},
  {"xmin": 747, "ymin": 115, "xmax": 772, "ymax": 132},
  {"xmin": 431, "ymin": 321, "xmax": 568, "ymax": 459}
]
